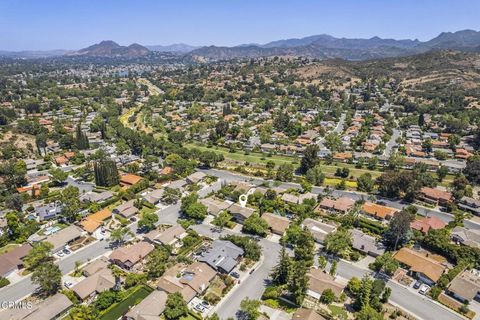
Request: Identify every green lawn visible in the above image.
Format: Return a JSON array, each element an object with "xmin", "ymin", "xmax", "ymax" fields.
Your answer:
[
  {"xmin": 100, "ymin": 286, "xmax": 153, "ymax": 320},
  {"xmin": 328, "ymin": 305, "xmax": 348, "ymax": 320}
]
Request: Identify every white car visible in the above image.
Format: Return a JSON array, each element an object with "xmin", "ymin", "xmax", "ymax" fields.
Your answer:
[
  {"xmin": 64, "ymin": 281, "xmax": 73, "ymax": 288},
  {"xmin": 194, "ymin": 304, "xmax": 206, "ymax": 313},
  {"xmin": 419, "ymin": 284, "xmax": 430, "ymax": 295}
]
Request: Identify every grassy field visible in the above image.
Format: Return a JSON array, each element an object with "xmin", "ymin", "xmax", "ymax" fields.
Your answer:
[
  {"xmin": 328, "ymin": 305, "xmax": 348, "ymax": 319},
  {"xmin": 0, "ymin": 243, "xmax": 19, "ymax": 255},
  {"xmin": 100, "ymin": 285, "xmax": 153, "ymax": 320}
]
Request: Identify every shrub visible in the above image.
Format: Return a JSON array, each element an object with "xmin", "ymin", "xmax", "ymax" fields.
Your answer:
[{"xmin": 0, "ymin": 277, "xmax": 10, "ymax": 288}]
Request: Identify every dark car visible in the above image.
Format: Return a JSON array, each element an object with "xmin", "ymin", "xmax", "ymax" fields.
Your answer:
[
  {"xmin": 413, "ymin": 280, "xmax": 422, "ymax": 289},
  {"xmin": 231, "ymin": 272, "xmax": 240, "ymax": 279}
]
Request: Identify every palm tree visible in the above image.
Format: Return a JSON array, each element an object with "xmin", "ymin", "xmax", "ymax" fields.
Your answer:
[{"xmin": 109, "ymin": 227, "xmax": 133, "ymax": 246}]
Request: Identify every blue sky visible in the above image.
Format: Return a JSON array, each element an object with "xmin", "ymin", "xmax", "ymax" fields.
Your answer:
[{"xmin": 1, "ymin": 0, "xmax": 479, "ymax": 50}]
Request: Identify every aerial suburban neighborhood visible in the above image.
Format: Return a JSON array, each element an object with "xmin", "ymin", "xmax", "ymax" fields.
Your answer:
[{"xmin": 1, "ymin": 2, "xmax": 480, "ymax": 320}]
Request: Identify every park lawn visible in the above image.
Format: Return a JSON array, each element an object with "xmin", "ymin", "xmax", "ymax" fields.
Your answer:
[
  {"xmin": 119, "ymin": 106, "xmax": 139, "ymax": 127},
  {"xmin": 100, "ymin": 285, "xmax": 153, "ymax": 320},
  {"xmin": 324, "ymin": 177, "xmax": 357, "ymax": 188},
  {"xmin": 0, "ymin": 243, "xmax": 20, "ymax": 255},
  {"xmin": 328, "ymin": 305, "xmax": 348, "ymax": 320}
]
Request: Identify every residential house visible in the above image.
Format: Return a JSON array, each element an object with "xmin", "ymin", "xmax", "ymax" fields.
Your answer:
[
  {"xmin": 200, "ymin": 197, "xmax": 232, "ymax": 216},
  {"xmin": 125, "ymin": 290, "xmax": 168, "ymax": 320},
  {"xmin": 120, "ymin": 173, "xmax": 143, "ymax": 187},
  {"xmin": 82, "ymin": 257, "xmax": 110, "ymax": 277},
  {"xmin": 0, "ymin": 244, "xmax": 32, "ymax": 278},
  {"xmin": 451, "ymin": 227, "xmax": 480, "ymax": 249},
  {"xmin": 447, "ymin": 269, "xmax": 480, "ymax": 303},
  {"xmin": 42, "ymin": 225, "xmax": 83, "ymax": 254},
  {"xmin": 198, "ymin": 240, "xmax": 244, "ymax": 273},
  {"xmin": 417, "ymin": 187, "xmax": 453, "ymax": 206},
  {"xmin": 351, "ymin": 229, "xmax": 385, "ymax": 257},
  {"xmin": 112, "ymin": 200, "xmax": 139, "ymax": 219},
  {"xmin": 316, "ymin": 196, "xmax": 355, "ymax": 214},
  {"xmin": 157, "ymin": 262, "xmax": 216, "ymax": 302},
  {"xmin": 0, "ymin": 293, "xmax": 73, "ymax": 320},
  {"xmin": 142, "ymin": 188, "xmax": 164, "ymax": 205},
  {"xmin": 393, "ymin": 248, "xmax": 447, "ymax": 285},
  {"xmin": 144, "ymin": 225, "xmax": 187, "ymax": 248},
  {"xmin": 411, "ymin": 216, "xmax": 447, "ymax": 234},
  {"xmin": 281, "ymin": 193, "xmax": 299, "ymax": 204},
  {"xmin": 261, "ymin": 212, "xmax": 291, "ymax": 235},
  {"xmin": 80, "ymin": 208, "xmax": 112, "ymax": 234},
  {"xmin": 228, "ymin": 203, "xmax": 255, "ymax": 223},
  {"xmin": 458, "ymin": 197, "xmax": 480, "ymax": 216},
  {"xmin": 36, "ymin": 202, "xmax": 62, "ymax": 221},
  {"xmin": 186, "ymin": 171, "xmax": 207, "ymax": 184},
  {"xmin": 292, "ymin": 308, "xmax": 326, "ymax": 320},
  {"xmin": 109, "ymin": 241, "xmax": 154, "ymax": 270},
  {"xmin": 72, "ymin": 267, "xmax": 116, "ymax": 301},
  {"xmin": 302, "ymin": 218, "xmax": 337, "ymax": 244},
  {"xmin": 306, "ymin": 268, "xmax": 345, "ymax": 300},
  {"xmin": 362, "ymin": 202, "xmax": 398, "ymax": 221},
  {"xmin": 79, "ymin": 191, "xmax": 114, "ymax": 203},
  {"xmin": 232, "ymin": 181, "xmax": 254, "ymax": 193}
]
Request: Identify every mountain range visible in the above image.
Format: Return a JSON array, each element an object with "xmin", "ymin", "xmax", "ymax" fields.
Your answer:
[{"xmin": 1, "ymin": 29, "xmax": 480, "ymax": 60}]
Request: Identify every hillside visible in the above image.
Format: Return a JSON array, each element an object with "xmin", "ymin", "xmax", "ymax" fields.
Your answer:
[{"xmin": 69, "ymin": 40, "xmax": 150, "ymax": 58}]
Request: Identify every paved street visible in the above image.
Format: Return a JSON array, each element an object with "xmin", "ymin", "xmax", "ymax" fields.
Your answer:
[{"xmin": 384, "ymin": 128, "xmax": 401, "ymax": 157}]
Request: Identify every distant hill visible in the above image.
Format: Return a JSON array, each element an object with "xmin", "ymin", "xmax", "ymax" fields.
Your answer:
[
  {"xmin": 69, "ymin": 40, "xmax": 150, "ymax": 58},
  {"xmin": 187, "ymin": 30, "xmax": 480, "ymax": 61},
  {"xmin": 0, "ymin": 49, "xmax": 70, "ymax": 58},
  {"xmin": 146, "ymin": 43, "xmax": 200, "ymax": 53}
]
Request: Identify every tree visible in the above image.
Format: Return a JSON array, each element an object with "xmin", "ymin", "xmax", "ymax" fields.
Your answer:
[
  {"xmin": 31, "ymin": 261, "xmax": 61, "ymax": 295},
  {"xmin": 271, "ymin": 245, "xmax": 291, "ymax": 285},
  {"xmin": 138, "ymin": 212, "xmax": 159, "ymax": 231},
  {"xmin": 94, "ymin": 159, "xmax": 119, "ymax": 187},
  {"xmin": 355, "ymin": 306, "xmax": 383, "ymax": 320},
  {"xmin": 318, "ymin": 256, "xmax": 327, "ymax": 270},
  {"xmin": 145, "ymin": 246, "xmax": 170, "ymax": 278},
  {"xmin": 48, "ymin": 168, "xmax": 68, "ymax": 186},
  {"xmin": 109, "ymin": 227, "xmax": 133, "ymax": 245},
  {"xmin": 357, "ymin": 173, "xmax": 374, "ymax": 192},
  {"xmin": 437, "ymin": 166, "xmax": 449, "ymax": 182},
  {"xmin": 276, "ymin": 163, "xmax": 294, "ymax": 182},
  {"xmin": 464, "ymin": 155, "xmax": 480, "ymax": 185},
  {"xmin": 75, "ymin": 124, "xmax": 90, "ymax": 150},
  {"xmin": 293, "ymin": 228, "xmax": 315, "ymax": 266},
  {"xmin": 68, "ymin": 305, "xmax": 98, "ymax": 320},
  {"xmin": 184, "ymin": 202, "xmax": 208, "ymax": 221},
  {"xmin": 161, "ymin": 187, "xmax": 182, "ymax": 205},
  {"xmin": 59, "ymin": 186, "xmax": 81, "ymax": 222},
  {"xmin": 5, "ymin": 193, "xmax": 23, "ymax": 211},
  {"xmin": 325, "ymin": 133, "xmax": 342, "ymax": 152},
  {"xmin": 288, "ymin": 260, "xmax": 309, "ymax": 305},
  {"xmin": 242, "ymin": 213, "xmax": 269, "ymax": 237},
  {"xmin": 164, "ymin": 292, "xmax": 188, "ymax": 320},
  {"xmin": 24, "ymin": 242, "xmax": 53, "ymax": 271},
  {"xmin": 212, "ymin": 211, "xmax": 232, "ymax": 230},
  {"xmin": 320, "ymin": 288, "xmax": 336, "ymax": 304},
  {"xmin": 347, "ymin": 277, "xmax": 362, "ymax": 296},
  {"xmin": 355, "ymin": 275, "xmax": 373, "ymax": 310},
  {"xmin": 384, "ymin": 209, "xmax": 414, "ymax": 250},
  {"xmin": 369, "ymin": 252, "xmax": 399, "ymax": 276},
  {"xmin": 300, "ymin": 144, "xmax": 320, "ymax": 173},
  {"xmin": 324, "ymin": 229, "xmax": 353, "ymax": 256},
  {"xmin": 330, "ymin": 260, "xmax": 338, "ymax": 276},
  {"xmin": 305, "ymin": 165, "xmax": 325, "ymax": 186},
  {"xmin": 240, "ymin": 298, "xmax": 261, "ymax": 320}
]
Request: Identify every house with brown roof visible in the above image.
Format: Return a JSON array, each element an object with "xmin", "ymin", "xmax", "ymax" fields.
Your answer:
[
  {"xmin": 72, "ymin": 267, "xmax": 116, "ymax": 301},
  {"xmin": 144, "ymin": 225, "xmax": 187, "ymax": 248},
  {"xmin": 411, "ymin": 216, "xmax": 447, "ymax": 234},
  {"xmin": 302, "ymin": 218, "xmax": 337, "ymax": 243},
  {"xmin": 447, "ymin": 269, "xmax": 480, "ymax": 303},
  {"xmin": 261, "ymin": 212, "xmax": 290, "ymax": 235},
  {"xmin": 125, "ymin": 290, "xmax": 168, "ymax": 320},
  {"xmin": 80, "ymin": 208, "xmax": 112, "ymax": 233},
  {"xmin": 362, "ymin": 202, "xmax": 398, "ymax": 221},
  {"xmin": 0, "ymin": 243, "xmax": 32, "ymax": 278},
  {"xmin": 306, "ymin": 268, "xmax": 345, "ymax": 300},
  {"xmin": 120, "ymin": 173, "xmax": 143, "ymax": 187},
  {"xmin": 42, "ymin": 225, "xmax": 84, "ymax": 253},
  {"xmin": 112, "ymin": 199, "xmax": 139, "ymax": 219},
  {"xmin": 109, "ymin": 241, "xmax": 154, "ymax": 270},
  {"xmin": 82, "ymin": 256, "xmax": 110, "ymax": 277},
  {"xmin": 417, "ymin": 187, "xmax": 453, "ymax": 207},
  {"xmin": 0, "ymin": 293, "xmax": 73, "ymax": 320},
  {"xmin": 200, "ymin": 197, "xmax": 232, "ymax": 216},
  {"xmin": 316, "ymin": 196, "xmax": 355, "ymax": 214},
  {"xmin": 292, "ymin": 308, "xmax": 326, "ymax": 320},
  {"xmin": 228, "ymin": 203, "xmax": 255, "ymax": 223},
  {"xmin": 393, "ymin": 248, "xmax": 447, "ymax": 285},
  {"xmin": 156, "ymin": 262, "xmax": 216, "ymax": 302}
]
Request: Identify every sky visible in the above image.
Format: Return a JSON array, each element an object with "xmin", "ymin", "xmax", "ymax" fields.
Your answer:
[{"xmin": 1, "ymin": 0, "xmax": 479, "ymax": 51}]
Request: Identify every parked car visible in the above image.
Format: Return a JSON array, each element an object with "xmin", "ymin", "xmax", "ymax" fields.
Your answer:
[
  {"xmin": 63, "ymin": 249, "xmax": 71, "ymax": 255},
  {"xmin": 64, "ymin": 281, "xmax": 73, "ymax": 288},
  {"xmin": 419, "ymin": 284, "xmax": 430, "ymax": 295},
  {"xmin": 413, "ymin": 280, "xmax": 422, "ymax": 289},
  {"xmin": 194, "ymin": 304, "xmax": 206, "ymax": 313},
  {"xmin": 230, "ymin": 271, "xmax": 240, "ymax": 279}
]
